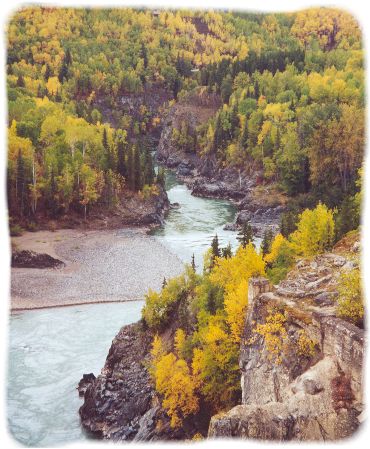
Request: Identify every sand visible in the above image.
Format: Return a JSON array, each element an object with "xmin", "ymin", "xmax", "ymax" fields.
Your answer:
[{"xmin": 10, "ymin": 228, "xmax": 184, "ymax": 310}]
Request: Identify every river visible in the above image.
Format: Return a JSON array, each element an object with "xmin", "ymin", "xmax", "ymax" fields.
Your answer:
[{"xmin": 7, "ymin": 171, "xmax": 241, "ymax": 446}]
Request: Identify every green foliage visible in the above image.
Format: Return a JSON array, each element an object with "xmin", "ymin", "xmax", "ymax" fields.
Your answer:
[
  {"xmin": 290, "ymin": 203, "xmax": 335, "ymax": 257},
  {"xmin": 261, "ymin": 229, "xmax": 274, "ymax": 256},
  {"xmin": 336, "ymin": 268, "xmax": 364, "ymax": 326},
  {"xmin": 10, "ymin": 224, "xmax": 24, "ymax": 237},
  {"xmin": 265, "ymin": 235, "xmax": 296, "ymax": 284},
  {"xmin": 237, "ymin": 221, "xmax": 254, "ymax": 248},
  {"xmin": 142, "ymin": 275, "xmax": 187, "ymax": 331}
]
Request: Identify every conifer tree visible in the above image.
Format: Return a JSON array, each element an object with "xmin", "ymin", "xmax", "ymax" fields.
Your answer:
[
  {"xmin": 16, "ymin": 74, "xmax": 25, "ymax": 87},
  {"xmin": 48, "ymin": 169, "xmax": 58, "ymax": 218},
  {"xmin": 240, "ymin": 119, "xmax": 248, "ymax": 147},
  {"xmin": 210, "ymin": 234, "xmax": 221, "ymax": 268},
  {"xmin": 134, "ymin": 145, "xmax": 142, "ymax": 191},
  {"xmin": 16, "ymin": 150, "xmax": 26, "ymax": 216},
  {"xmin": 58, "ymin": 62, "xmax": 69, "ymax": 83},
  {"xmin": 64, "ymin": 48, "xmax": 72, "ymax": 66},
  {"xmin": 156, "ymin": 167, "xmax": 166, "ymax": 188},
  {"xmin": 222, "ymin": 243, "xmax": 233, "ymax": 259},
  {"xmin": 44, "ymin": 63, "xmax": 52, "ymax": 81},
  {"xmin": 127, "ymin": 145, "xmax": 135, "ymax": 191},
  {"xmin": 117, "ymin": 140, "xmax": 127, "ymax": 178},
  {"xmin": 261, "ymin": 229, "xmax": 274, "ymax": 256},
  {"xmin": 144, "ymin": 148, "xmax": 154, "ymax": 185},
  {"xmin": 230, "ymin": 102, "xmax": 239, "ymax": 139},
  {"xmin": 191, "ymin": 253, "xmax": 196, "ymax": 272},
  {"xmin": 237, "ymin": 221, "xmax": 254, "ymax": 248}
]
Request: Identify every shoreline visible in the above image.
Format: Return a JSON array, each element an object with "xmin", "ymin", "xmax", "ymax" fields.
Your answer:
[
  {"xmin": 10, "ymin": 297, "xmax": 144, "ymax": 313},
  {"xmin": 11, "ymin": 227, "xmax": 184, "ymax": 311}
]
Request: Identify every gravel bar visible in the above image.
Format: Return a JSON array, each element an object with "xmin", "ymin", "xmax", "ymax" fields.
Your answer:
[{"xmin": 11, "ymin": 228, "xmax": 184, "ymax": 310}]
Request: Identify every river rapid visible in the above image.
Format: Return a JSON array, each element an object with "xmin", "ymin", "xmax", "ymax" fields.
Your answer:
[{"xmin": 7, "ymin": 171, "xmax": 241, "ymax": 446}]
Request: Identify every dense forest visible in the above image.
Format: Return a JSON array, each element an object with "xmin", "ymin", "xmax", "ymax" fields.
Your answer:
[
  {"xmin": 7, "ymin": 7, "xmax": 365, "ymax": 437},
  {"xmin": 7, "ymin": 7, "xmax": 364, "ymax": 237}
]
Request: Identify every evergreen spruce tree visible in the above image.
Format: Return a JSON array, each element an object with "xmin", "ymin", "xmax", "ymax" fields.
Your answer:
[
  {"xmin": 173, "ymin": 76, "xmax": 181, "ymax": 100},
  {"xmin": 237, "ymin": 221, "xmax": 254, "ymax": 248},
  {"xmin": 117, "ymin": 140, "xmax": 127, "ymax": 178},
  {"xmin": 222, "ymin": 243, "xmax": 233, "ymax": 259},
  {"xmin": 55, "ymin": 90, "xmax": 62, "ymax": 102},
  {"xmin": 134, "ymin": 146, "xmax": 142, "ymax": 191},
  {"xmin": 240, "ymin": 119, "xmax": 248, "ymax": 147},
  {"xmin": 127, "ymin": 145, "xmax": 135, "ymax": 191},
  {"xmin": 16, "ymin": 74, "xmax": 25, "ymax": 87},
  {"xmin": 156, "ymin": 167, "xmax": 165, "ymax": 188},
  {"xmin": 37, "ymin": 84, "xmax": 43, "ymax": 98},
  {"xmin": 48, "ymin": 169, "xmax": 58, "ymax": 218},
  {"xmin": 103, "ymin": 128, "xmax": 113, "ymax": 171},
  {"xmin": 44, "ymin": 63, "xmax": 52, "ymax": 81},
  {"xmin": 144, "ymin": 149, "xmax": 154, "ymax": 186},
  {"xmin": 162, "ymin": 277, "xmax": 167, "ymax": 288},
  {"xmin": 254, "ymin": 80, "xmax": 259, "ymax": 99},
  {"xmin": 64, "ymin": 48, "xmax": 72, "ymax": 66},
  {"xmin": 191, "ymin": 253, "xmax": 196, "ymax": 272},
  {"xmin": 230, "ymin": 102, "xmax": 239, "ymax": 139},
  {"xmin": 213, "ymin": 114, "xmax": 222, "ymax": 153},
  {"xmin": 140, "ymin": 42, "xmax": 148, "ymax": 69},
  {"xmin": 261, "ymin": 229, "xmax": 274, "ymax": 256},
  {"xmin": 16, "ymin": 150, "xmax": 26, "ymax": 216},
  {"xmin": 58, "ymin": 62, "xmax": 69, "ymax": 83},
  {"xmin": 210, "ymin": 234, "xmax": 221, "ymax": 268},
  {"xmin": 280, "ymin": 211, "xmax": 297, "ymax": 238}
]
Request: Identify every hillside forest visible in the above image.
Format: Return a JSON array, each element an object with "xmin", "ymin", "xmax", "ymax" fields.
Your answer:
[
  {"xmin": 7, "ymin": 6, "xmax": 365, "ymax": 437},
  {"xmin": 7, "ymin": 7, "xmax": 363, "ymax": 236}
]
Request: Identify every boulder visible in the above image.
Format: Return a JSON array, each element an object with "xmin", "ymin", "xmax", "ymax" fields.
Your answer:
[{"xmin": 11, "ymin": 250, "xmax": 65, "ymax": 269}]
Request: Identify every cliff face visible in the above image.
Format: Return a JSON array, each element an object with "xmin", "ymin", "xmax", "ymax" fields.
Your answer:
[
  {"xmin": 79, "ymin": 236, "xmax": 364, "ymax": 442},
  {"xmin": 79, "ymin": 323, "xmax": 185, "ymax": 441},
  {"xmin": 156, "ymin": 90, "xmax": 284, "ymax": 236},
  {"xmin": 209, "ymin": 244, "xmax": 365, "ymax": 441}
]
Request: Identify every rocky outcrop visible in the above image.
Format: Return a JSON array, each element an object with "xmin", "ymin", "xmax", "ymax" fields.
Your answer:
[
  {"xmin": 157, "ymin": 90, "xmax": 220, "ymax": 166},
  {"xmin": 79, "ymin": 323, "xmax": 203, "ymax": 441},
  {"xmin": 11, "ymin": 250, "xmax": 65, "ymax": 269},
  {"xmin": 156, "ymin": 89, "xmax": 286, "ymax": 236},
  {"xmin": 85, "ymin": 185, "xmax": 170, "ymax": 230},
  {"xmin": 209, "ymin": 253, "xmax": 365, "ymax": 442}
]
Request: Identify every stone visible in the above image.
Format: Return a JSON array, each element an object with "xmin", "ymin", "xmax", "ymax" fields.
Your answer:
[
  {"xmin": 302, "ymin": 379, "xmax": 324, "ymax": 395},
  {"xmin": 12, "ymin": 250, "xmax": 65, "ymax": 269},
  {"xmin": 314, "ymin": 291, "xmax": 338, "ymax": 306}
]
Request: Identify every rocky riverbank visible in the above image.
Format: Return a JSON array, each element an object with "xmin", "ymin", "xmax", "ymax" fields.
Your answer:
[
  {"xmin": 156, "ymin": 94, "xmax": 285, "ymax": 237},
  {"xmin": 78, "ymin": 234, "xmax": 364, "ymax": 442},
  {"xmin": 13, "ymin": 184, "xmax": 170, "ymax": 234},
  {"xmin": 78, "ymin": 322, "xmax": 206, "ymax": 441}
]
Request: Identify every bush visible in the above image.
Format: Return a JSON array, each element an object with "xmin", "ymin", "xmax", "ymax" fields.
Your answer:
[
  {"xmin": 265, "ymin": 237, "xmax": 296, "ymax": 284},
  {"xmin": 290, "ymin": 202, "xmax": 335, "ymax": 256},
  {"xmin": 10, "ymin": 224, "xmax": 24, "ymax": 236},
  {"xmin": 142, "ymin": 274, "xmax": 187, "ymax": 330},
  {"xmin": 336, "ymin": 268, "xmax": 364, "ymax": 326},
  {"xmin": 26, "ymin": 221, "xmax": 39, "ymax": 232}
]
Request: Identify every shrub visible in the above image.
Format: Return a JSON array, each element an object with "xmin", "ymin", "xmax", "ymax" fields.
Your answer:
[
  {"xmin": 290, "ymin": 202, "xmax": 335, "ymax": 256},
  {"xmin": 142, "ymin": 268, "xmax": 198, "ymax": 330},
  {"xmin": 253, "ymin": 310, "xmax": 288, "ymax": 364},
  {"xmin": 26, "ymin": 221, "xmax": 39, "ymax": 232},
  {"xmin": 296, "ymin": 329, "xmax": 317, "ymax": 358},
  {"xmin": 336, "ymin": 268, "xmax": 364, "ymax": 326},
  {"xmin": 10, "ymin": 224, "xmax": 24, "ymax": 236},
  {"xmin": 150, "ymin": 337, "xmax": 199, "ymax": 428},
  {"xmin": 265, "ymin": 237, "xmax": 296, "ymax": 284}
]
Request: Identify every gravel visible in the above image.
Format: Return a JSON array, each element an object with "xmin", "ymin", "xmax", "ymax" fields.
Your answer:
[{"xmin": 11, "ymin": 228, "xmax": 184, "ymax": 310}]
